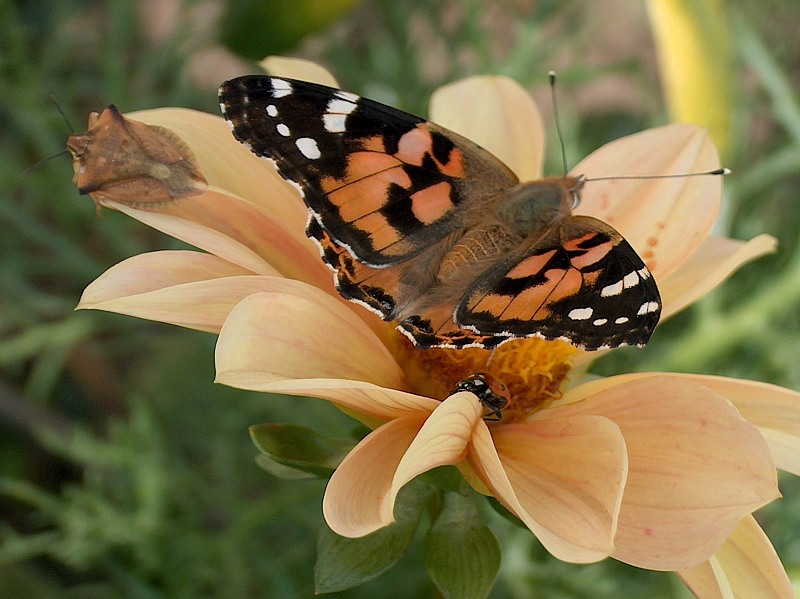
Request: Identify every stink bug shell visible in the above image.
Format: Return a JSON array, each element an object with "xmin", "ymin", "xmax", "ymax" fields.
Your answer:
[{"xmin": 67, "ymin": 105, "xmax": 207, "ymax": 215}]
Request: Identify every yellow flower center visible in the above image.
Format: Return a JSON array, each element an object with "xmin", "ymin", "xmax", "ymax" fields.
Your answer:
[{"xmin": 392, "ymin": 336, "xmax": 579, "ymax": 423}]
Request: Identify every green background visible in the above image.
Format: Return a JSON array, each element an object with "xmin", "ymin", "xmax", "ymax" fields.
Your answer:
[{"xmin": 2, "ymin": 0, "xmax": 799, "ymax": 597}]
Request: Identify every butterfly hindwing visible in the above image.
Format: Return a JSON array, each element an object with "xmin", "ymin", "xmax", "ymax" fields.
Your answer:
[
  {"xmin": 219, "ymin": 76, "xmax": 519, "ymax": 267},
  {"xmin": 455, "ymin": 216, "xmax": 661, "ymax": 349}
]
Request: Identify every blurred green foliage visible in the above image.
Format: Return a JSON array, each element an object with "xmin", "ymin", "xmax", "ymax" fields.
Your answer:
[{"xmin": 1, "ymin": 0, "xmax": 799, "ymax": 597}]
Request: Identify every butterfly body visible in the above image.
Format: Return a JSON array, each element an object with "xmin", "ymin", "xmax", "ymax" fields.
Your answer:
[{"xmin": 219, "ymin": 76, "xmax": 661, "ymax": 350}]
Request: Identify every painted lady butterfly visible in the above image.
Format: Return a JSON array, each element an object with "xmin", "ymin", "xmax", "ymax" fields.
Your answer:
[{"xmin": 218, "ymin": 76, "xmax": 661, "ymax": 350}]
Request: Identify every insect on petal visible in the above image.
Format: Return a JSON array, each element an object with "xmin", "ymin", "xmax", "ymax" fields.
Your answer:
[{"xmin": 67, "ymin": 105, "xmax": 207, "ymax": 216}]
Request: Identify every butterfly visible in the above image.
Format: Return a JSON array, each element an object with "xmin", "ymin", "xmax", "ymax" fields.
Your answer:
[{"xmin": 218, "ymin": 76, "xmax": 661, "ymax": 350}]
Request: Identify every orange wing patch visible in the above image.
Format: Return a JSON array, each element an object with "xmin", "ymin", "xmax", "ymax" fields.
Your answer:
[
  {"xmin": 563, "ymin": 233, "xmax": 619, "ymax": 270},
  {"xmin": 352, "ymin": 212, "xmax": 402, "ymax": 251},
  {"xmin": 410, "ymin": 182, "xmax": 455, "ymax": 225},
  {"xmin": 325, "ymin": 162, "xmax": 410, "ymax": 221},
  {"xmin": 501, "ymin": 268, "xmax": 583, "ymax": 320},
  {"xmin": 395, "ymin": 127, "xmax": 466, "ymax": 178}
]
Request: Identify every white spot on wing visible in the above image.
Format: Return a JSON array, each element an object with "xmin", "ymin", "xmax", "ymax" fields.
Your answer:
[
  {"xmin": 335, "ymin": 90, "xmax": 360, "ymax": 103},
  {"xmin": 296, "ymin": 137, "xmax": 321, "ymax": 159},
  {"xmin": 271, "ymin": 78, "xmax": 292, "ymax": 98},
  {"xmin": 324, "ymin": 96, "xmax": 359, "ymax": 133},
  {"xmin": 638, "ymin": 267, "xmax": 651, "ymax": 279},
  {"xmin": 568, "ymin": 307, "xmax": 593, "ymax": 321},
  {"xmin": 601, "ymin": 280, "xmax": 623, "ymax": 297},
  {"xmin": 637, "ymin": 301, "xmax": 660, "ymax": 315},
  {"xmin": 623, "ymin": 271, "xmax": 640, "ymax": 288},
  {"xmin": 266, "ymin": 104, "xmax": 278, "ymax": 117},
  {"xmin": 276, "ymin": 123, "xmax": 290, "ymax": 137},
  {"xmin": 323, "ymin": 113, "xmax": 347, "ymax": 133},
  {"xmin": 593, "ymin": 318, "xmax": 608, "ymax": 326},
  {"xmin": 615, "ymin": 316, "xmax": 629, "ymax": 325},
  {"xmin": 328, "ymin": 97, "xmax": 359, "ymax": 114}
]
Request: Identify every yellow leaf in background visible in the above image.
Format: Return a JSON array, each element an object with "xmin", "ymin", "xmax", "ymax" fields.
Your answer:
[{"xmin": 647, "ymin": 0, "xmax": 734, "ymax": 157}]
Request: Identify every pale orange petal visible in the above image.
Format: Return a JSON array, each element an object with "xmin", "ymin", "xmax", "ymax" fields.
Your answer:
[
  {"xmin": 259, "ymin": 56, "xmax": 339, "ymax": 87},
  {"xmin": 677, "ymin": 374, "xmax": 800, "ymax": 476},
  {"xmin": 550, "ymin": 375, "xmax": 778, "ymax": 570},
  {"xmin": 79, "ymin": 250, "xmax": 255, "ymax": 305},
  {"xmin": 129, "ymin": 108, "xmax": 307, "ymax": 225},
  {"xmin": 469, "ymin": 415, "xmax": 626, "ymax": 563},
  {"xmin": 79, "ymin": 252, "xmax": 289, "ymax": 332},
  {"xmin": 429, "ymin": 76, "xmax": 545, "ymax": 181},
  {"xmin": 327, "ymin": 392, "xmax": 483, "ymax": 537},
  {"xmin": 214, "ymin": 289, "xmax": 405, "ymax": 390},
  {"xmin": 573, "ymin": 124, "xmax": 721, "ymax": 280},
  {"xmin": 323, "ymin": 418, "xmax": 422, "ymax": 537},
  {"xmin": 660, "ymin": 234, "xmax": 777, "ymax": 319},
  {"xmin": 678, "ymin": 516, "xmax": 794, "ymax": 599},
  {"xmin": 236, "ymin": 378, "xmax": 437, "ymax": 423},
  {"xmin": 566, "ymin": 372, "xmax": 800, "ymax": 477},
  {"xmin": 392, "ymin": 391, "xmax": 482, "ymax": 490},
  {"xmin": 108, "ymin": 188, "xmax": 329, "ymax": 288}
]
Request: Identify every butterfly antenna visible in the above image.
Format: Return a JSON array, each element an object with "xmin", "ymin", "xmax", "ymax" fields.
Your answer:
[
  {"xmin": 583, "ymin": 168, "xmax": 731, "ymax": 183},
  {"xmin": 547, "ymin": 76, "xmax": 731, "ymax": 183},
  {"xmin": 548, "ymin": 71, "xmax": 570, "ymax": 177}
]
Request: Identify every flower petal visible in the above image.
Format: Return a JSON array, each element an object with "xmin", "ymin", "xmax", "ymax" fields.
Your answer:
[
  {"xmin": 553, "ymin": 375, "xmax": 778, "ymax": 570},
  {"xmin": 566, "ymin": 372, "xmax": 800, "ymax": 477},
  {"xmin": 323, "ymin": 417, "xmax": 422, "ymax": 537},
  {"xmin": 108, "ymin": 188, "xmax": 329, "ymax": 287},
  {"xmin": 259, "ymin": 55, "xmax": 339, "ymax": 87},
  {"xmin": 214, "ymin": 288, "xmax": 405, "ymax": 390},
  {"xmin": 79, "ymin": 250, "xmax": 256, "ymax": 304},
  {"xmin": 78, "ymin": 251, "xmax": 284, "ymax": 332},
  {"xmin": 469, "ymin": 415, "xmax": 626, "ymax": 563},
  {"xmin": 238, "ymin": 378, "xmax": 438, "ymax": 423},
  {"xmin": 678, "ymin": 374, "xmax": 800, "ymax": 476},
  {"xmin": 659, "ymin": 234, "xmax": 777, "ymax": 319},
  {"xmin": 429, "ymin": 76, "xmax": 545, "ymax": 181},
  {"xmin": 129, "ymin": 108, "xmax": 307, "ymax": 224},
  {"xmin": 678, "ymin": 516, "xmax": 794, "ymax": 599},
  {"xmin": 573, "ymin": 123, "xmax": 721, "ymax": 280},
  {"xmin": 326, "ymin": 392, "xmax": 482, "ymax": 537},
  {"xmin": 392, "ymin": 391, "xmax": 482, "ymax": 490}
]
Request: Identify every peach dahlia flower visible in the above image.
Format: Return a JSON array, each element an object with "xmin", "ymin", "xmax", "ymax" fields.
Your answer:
[{"xmin": 76, "ymin": 61, "xmax": 796, "ymax": 596}]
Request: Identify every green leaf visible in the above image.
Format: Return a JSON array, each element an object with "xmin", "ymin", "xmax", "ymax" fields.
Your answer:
[
  {"xmin": 486, "ymin": 496, "xmax": 528, "ymax": 529},
  {"xmin": 220, "ymin": 0, "xmax": 358, "ymax": 60},
  {"xmin": 249, "ymin": 423, "xmax": 354, "ymax": 478},
  {"xmin": 424, "ymin": 492, "xmax": 500, "ymax": 599},
  {"xmin": 253, "ymin": 454, "xmax": 317, "ymax": 480},
  {"xmin": 421, "ymin": 465, "xmax": 471, "ymax": 494},
  {"xmin": 314, "ymin": 483, "xmax": 434, "ymax": 593}
]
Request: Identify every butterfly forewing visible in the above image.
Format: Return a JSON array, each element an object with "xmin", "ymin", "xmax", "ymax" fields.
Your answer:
[{"xmin": 219, "ymin": 76, "xmax": 518, "ymax": 267}]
